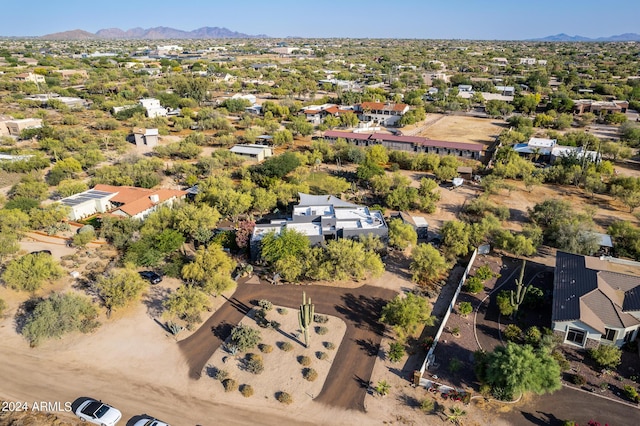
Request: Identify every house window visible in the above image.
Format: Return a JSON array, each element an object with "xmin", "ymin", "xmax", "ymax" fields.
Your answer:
[
  {"xmin": 566, "ymin": 328, "xmax": 586, "ymax": 346},
  {"xmin": 602, "ymin": 328, "xmax": 616, "ymax": 341},
  {"xmin": 624, "ymin": 329, "xmax": 636, "ymax": 343}
]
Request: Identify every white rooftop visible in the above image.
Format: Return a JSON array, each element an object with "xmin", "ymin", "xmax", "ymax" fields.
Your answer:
[{"xmin": 528, "ymin": 137, "xmax": 557, "ymax": 148}]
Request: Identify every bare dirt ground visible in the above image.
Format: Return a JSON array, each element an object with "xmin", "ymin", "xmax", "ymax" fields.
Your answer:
[{"xmin": 415, "ymin": 115, "xmax": 505, "ymax": 146}]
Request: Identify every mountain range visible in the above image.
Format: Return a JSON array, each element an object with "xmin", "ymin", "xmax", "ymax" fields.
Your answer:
[
  {"xmin": 529, "ymin": 33, "xmax": 640, "ymax": 42},
  {"xmin": 40, "ymin": 26, "xmax": 266, "ymax": 40}
]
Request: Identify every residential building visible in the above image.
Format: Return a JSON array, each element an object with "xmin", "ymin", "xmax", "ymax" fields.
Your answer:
[
  {"xmin": 513, "ymin": 137, "xmax": 600, "ymax": 163},
  {"xmin": 393, "ymin": 212, "xmax": 429, "ymax": 239},
  {"xmin": 322, "ymin": 130, "xmax": 484, "ymax": 160},
  {"xmin": 573, "ymin": 99, "xmax": 629, "ymax": 115},
  {"xmin": 457, "ymin": 84, "xmax": 473, "ymax": 92},
  {"xmin": 356, "ymin": 102, "xmax": 410, "ymax": 126},
  {"xmin": 251, "ymin": 193, "xmax": 388, "ymax": 259},
  {"xmin": 552, "ymin": 251, "xmax": 640, "ymax": 348},
  {"xmin": 229, "ymin": 144, "xmax": 273, "ymax": 162},
  {"xmin": 1, "ymin": 118, "xmax": 43, "ymax": 136},
  {"xmin": 54, "ymin": 69, "xmax": 89, "ymax": 80},
  {"xmin": 133, "ymin": 128, "xmax": 159, "ymax": 148},
  {"xmin": 60, "ymin": 185, "xmax": 186, "ymax": 221},
  {"xmin": 519, "ymin": 57, "xmax": 537, "ymax": 65},
  {"xmin": 495, "ymin": 85, "xmax": 515, "ymax": 96},
  {"xmin": 15, "ymin": 72, "xmax": 45, "ymax": 84},
  {"xmin": 139, "ymin": 98, "xmax": 167, "ymax": 118},
  {"xmin": 24, "ymin": 93, "xmax": 89, "ymax": 109},
  {"xmin": 302, "ymin": 104, "xmax": 355, "ymax": 124}
]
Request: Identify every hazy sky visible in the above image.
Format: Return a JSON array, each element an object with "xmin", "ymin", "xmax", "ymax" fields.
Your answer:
[{"xmin": 4, "ymin": 0, "xmax": 639, "ymax": 39}]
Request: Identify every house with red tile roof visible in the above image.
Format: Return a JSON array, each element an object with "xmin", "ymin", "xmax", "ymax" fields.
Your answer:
[
  {"xmin": 356, "ymin": 102, "xmax": 410, "ymax": 126},
  {"xmin": 60, "ymin": 184, "xmax": 186, "ymax": 221}
]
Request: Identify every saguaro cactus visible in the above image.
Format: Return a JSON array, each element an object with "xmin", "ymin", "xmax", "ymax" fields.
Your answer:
[
  {"xmin": 298, "ymin": 291, "xmax": 314, "ymax": 348},
  {"xmin": 510, "ymin": 260, "xmax": 529, "ymax": 315}
]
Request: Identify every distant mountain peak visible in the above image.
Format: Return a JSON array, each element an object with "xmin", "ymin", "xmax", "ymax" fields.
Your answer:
[
  {"xmin": 41, "ymin": 26, "xmax": 266, "ymax": 40},
  {"xmin": 529, "ymin": 32, "xmax": 640, "ymax": 42}
]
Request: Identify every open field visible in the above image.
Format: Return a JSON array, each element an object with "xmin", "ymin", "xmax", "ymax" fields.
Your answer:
[{"xmin": 417, "ymin": 115, "xmax": 505, "ymax": 145}]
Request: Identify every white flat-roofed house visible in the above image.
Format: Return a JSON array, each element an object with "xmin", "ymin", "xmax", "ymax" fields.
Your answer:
[
  {"xmin": 15, "ymin": 72, "xmax": 45, "ymax": 84},
  {"xmin": 3, "ymin": 118, "xmax": 43, "ymax": 136},
  {"xmin": 133, "ymin": 128, "xmax": 159, "ymax": 148},
  {"xmin": 250, "ymin": 193, "xmax": 388, "ymax": 259},
  {"xmin": 230, "ymin": 144, "xmax": 273, "ymax": 162},
  {"xmin": 139, "ymin": 98, "xmax": 167, "ymax": 118}
]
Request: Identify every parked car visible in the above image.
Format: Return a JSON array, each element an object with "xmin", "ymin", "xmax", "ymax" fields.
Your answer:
[
  {"xmin": 75, "ymin": 399, "xmax": 122, "ymax": 426},
  {"xmin": 133, "ymin": 417, "xmax": 170, "ymax": 426},
  {"xmin": 139, "ymin": 271, "xmax": 162, "ymax": 284}
]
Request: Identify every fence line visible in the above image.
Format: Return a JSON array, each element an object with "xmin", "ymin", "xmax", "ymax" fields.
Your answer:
[{"xmin": 419, "ymin": 248, "xmax": 478, "ymax": 375}]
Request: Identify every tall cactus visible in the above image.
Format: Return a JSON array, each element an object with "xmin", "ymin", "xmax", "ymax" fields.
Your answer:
[
  {"xmin": 298, "ymin": 291, "xmax": 314, "ymax": 348},
  {"xmin": 510, "ymin": 260, "xmax": 529, "ymax": 315}
]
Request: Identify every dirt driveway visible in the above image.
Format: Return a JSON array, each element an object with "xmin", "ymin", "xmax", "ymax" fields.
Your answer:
[{"xmin": 178, "ymin": 281, "xmax": 397, "ymax": 411}]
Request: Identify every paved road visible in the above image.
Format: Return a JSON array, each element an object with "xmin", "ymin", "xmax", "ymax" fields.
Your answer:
[
  {"xmin": 499, "ymin": 386, "xmax": 639, "ymax": 425},
  {"xmin": 178, "ymin": 282, "xmax": 397, "ymax": 411}
]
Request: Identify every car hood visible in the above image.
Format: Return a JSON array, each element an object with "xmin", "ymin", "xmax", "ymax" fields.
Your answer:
[{"xmin": 100, "ymin": 408, "xmax": 122, "ymax": 425}]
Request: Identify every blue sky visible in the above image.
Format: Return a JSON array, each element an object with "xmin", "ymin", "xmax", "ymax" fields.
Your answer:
[{"xmin": 5, "ymin": 0, "xmax": 639, "ymax": 39}]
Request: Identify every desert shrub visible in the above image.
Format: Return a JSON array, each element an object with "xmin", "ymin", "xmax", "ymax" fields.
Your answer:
[
  {"xmin": 240, "ymin": 384, "xmax": 254, "ymax": 397},
  {"xmin": 22, "ymin": 293, "xmax": 100, "ymax": 346},
  {"xmin": 589, "ymin": 345, "xmax": 622, "ymax": 369},
  {"xmin": 324, "ymin": 342, "xmax": 336, "ymax": 350},
  {"xmin": 245, "ymin": 353, "xmax": 264, "ymax": 374},
  {"xmin": 458, "ymin": 301, "xmax": 473, "ymax": 316},
  {"xmin": 524, "ymin": 326, "xmax": 542, "ymax": 346},
  {"xmin": 316, "ymin": 351, "xmax": 328, "ymax": 360},
  {"xmin": 0, "ymin": 298, "xmax": 6, "ymax": 316},
  {"xmin": 449, "ymin": 357, "xmax": 463, "ymax": 373},
  {"xmin": 552, "ymin": 350, "xmax": 571, "ymax": 371},
  {"xmin": 258, "ymin": 343, "xmax": 273, "ymax": 353},
  {"xmin": 2, "ymin": 253, "xmax": 64, "ymax": 292},
  {"xmin": 479, "ymin": 384, "xmax": 492, "ymax": 397},
  {"xmin": 314, "ymin": 314, "xmax": 329, "ymax": 323},
  {"xmin": 570, "ymin": 374, "xmax": 586, "ymax": 386},
  {"xmin": 213, "ymin": 368, "xmax": 229, "ymax": 382},
  {"xmin": 230, "ymin": 324, "xmax": 261, "ymax": 352},
  {"xmin": 258, "ymin": 299, "xmax": 273, "ymax": 311},
  {"xmin": 503, "ymin": 324, "xmax": 522, "ymax": 342},
  {"xmin": 388, "ymin": 342, "xmax": 405, "ymax": 363},
  {"xmin": 464, "ymin": 276, "xmax": 484, "ymax": 294},
  {"xmin": 496, "ymin": 290, "xmax": 514, "ymax": 317},
  {"xmin": 222, "ymin": 378, "xmax": 238, "ymax": 392},
  {"xmin": 269, "ymin": 320, "xmax": 280, "ymax": 329},
  {"xmin": 276, "ymin": 391, "xmax": 293, "ymax": 404},
  {"xmin": 420, "ymin": 398, "xmax": 435, "ymax": 413},
  {"xmin": 280, "ymin": 341, "xmax": 293, "ymax": 352},
  {"xmin": 623, "ymin": 385, "xmax": 639, "ymax": 403},
  {"xmin": 298, "ymin": 355, "xmax": 311, "ymax": 366},
  {"xmin": 277, "ymin": 307, "xmax": 288, "ymax": 315},
  {"xmin": 316, "ymin": 326, "xmax": 328, "ymax": 335},
  {"xmin": 303, "ymin": 368, "xmax": 318, "ymax": 381},
  {"xmin": 476, "ymin": 265, "xmax": 498, "ymax": 281}
]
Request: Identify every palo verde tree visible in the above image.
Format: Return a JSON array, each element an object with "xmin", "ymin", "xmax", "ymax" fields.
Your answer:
[
  {"xmin": 380, "ymin": 293, "xmax": 435, "ymax": 340},
  {"xmin": 2, "ymin": 252, "xmax": 64, "ymax": 292}
]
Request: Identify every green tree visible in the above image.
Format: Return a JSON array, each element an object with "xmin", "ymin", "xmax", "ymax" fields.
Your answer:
[
  {"xmin": 477, "ymin": 342, "xmax": 561, "ymax": 400},
  {"xmin": 22, "ymin": 292, "xmax": 100, "ymax": 347},
  {"xmin": 260, "ymin": 228, "xmax": 309, "ymax": 264},
  {"xmin": 2, "ymin": 253, "xmax": 64, "ymax": 292},
  {"xmin": 485, "ymin": 100, "xmax": 514, "ymax": 118},
  {"xmin": 96, "ymin": 267, "xmax": 148, "ymax": 311},
  {"xmin": 380, "ymin": 293, "xmax": 435, "ymax": 339},
  {"xmin": 163, "ymin": 285, "xmax": 211, "ymax": 326},
  {"xmin": 56, "ymin": 179, "xmax": 88, "ymax": 197},
  {"xmin": 182, "ymin": 244, "xmax": 236, "ymax": 295},
  {"xmin": 440, "ymin": 220, "xmax": 471, "ymax": 259},
  {"xmin": 306, "ymin": 238, "xmax": 384, "ymax": 281},
  {"xmin": 410, "ymin": 243, "xmax": 449, "ymax": 287},
  {"xmin": 388, "ymin": 218, "xmax": 418, "ymax": 249},
  {"xmin": 173, "ymin": 203, "xmax": 221, "ymax": 243}
]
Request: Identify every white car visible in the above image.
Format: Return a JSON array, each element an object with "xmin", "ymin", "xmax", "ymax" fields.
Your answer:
[
  {"xmin": 134, "ymin": 417, "xmax": 170, "ymax": 426},
  {"xmin": 75, "ymin": 399, "xmax": 122, "ymax": 426}
]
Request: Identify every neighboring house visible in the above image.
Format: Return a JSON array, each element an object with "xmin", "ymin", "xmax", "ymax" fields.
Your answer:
[
  {"xmin": 513, "ymin": 137, "xmax": 600, "ymax": 164},
  {"xmin": 54, "ymin": 69, "xmax": 89, "ymax": 80},
  {"xmin": 24, "ymin": 93, "xmax": 89, "ymax": 109},
  {"xmin": 458, "ymin": 84, "xmax": 473, "ymax": 92},
  {"xmin": 133, "ymin": 128, "xmax": 159, "ymax": 148},
  {"xmin": 495, "ymin": 85, "xmax": 515, "ymax": 96},
  {"xmin": 573, "ymin": 99, "xmax": 629, "ymax": 115},
  {"xmin": 302, "ymin": 104, "xmax": 354, "ymax": 124},
  {"xmin": 492, "ymin": 57, "xmax": 509, "ymax": 66},
  {"xmin": 356, "ymin": 102, "xmax": 410, "ymax": 126},
  {"xmin": 0, "ymin": 115, "xmax": 12, "ymax": 136},
  {"xmin": 60, "ymin": 185, "xmax": 186, "ymax": 221},
  {"xmin": 15, "ymin": 72, "xmax": 45, "ymax": 84},
  {"xmin": 552, "ymin": 251, "xmax": 640, "ymax": 348},
  {"xmin": 139, "ymin": 98, "xmax": 167, "ymax": 118},
  {"xmin": 250, "ymin": 193, "xmax": 388, "ymax": 259},
  {"xmin": 322, "ymin": 130, "xmax": 484, "ymax": 160},
  {"xmin": 519, "ymin": 57, "xmax": 538, "ymax": 65},
  {"xmin": 229, "ymin": 144, "xmax": 273, "ymax": 162},
  {"xmin": 250, "ymin": 63, "xmax": 278, "ymax": 71},
  {"xmin": 1, "ymin": 118, "xmax": 43, "ymax": 136}
]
